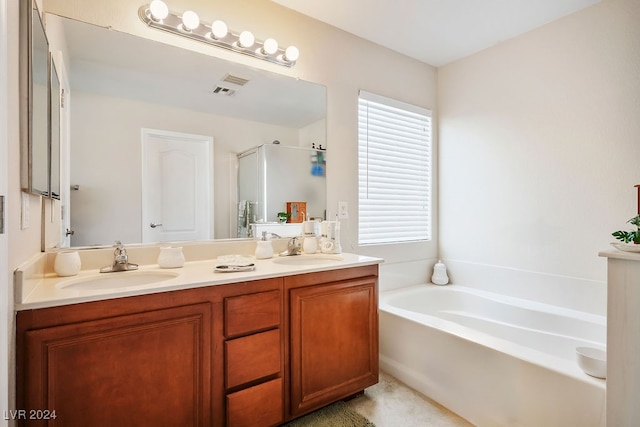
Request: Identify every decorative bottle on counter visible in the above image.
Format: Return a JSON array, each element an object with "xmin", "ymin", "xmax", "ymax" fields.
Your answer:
[
  {"xmin": 157, "ymin": 246, "xmax": 185, "ymax": 268},
  {"xmin": 54, "ymin": 251, "xmax": 82, "ymax": 277},
  {"xmin": 303, "ymin": 219, "xmax": 320, "ymax": 254},
  {"xmin": 303, "ymin": 236, "xmax": 318, "ymax": 254},
  {"xmin": 431, "ymin": 260, "xmax": 449, "ymax": 285}
]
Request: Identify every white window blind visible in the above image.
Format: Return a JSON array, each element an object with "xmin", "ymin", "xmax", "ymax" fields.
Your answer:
[{"xmin": 358, "ymin": 90, "xmax": 432, "ymax": 245}]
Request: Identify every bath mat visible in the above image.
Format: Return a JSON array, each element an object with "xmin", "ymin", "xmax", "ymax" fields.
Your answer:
[{"xmin": 283, "ymin": 401, "xmax": 376, "ymax": 427}]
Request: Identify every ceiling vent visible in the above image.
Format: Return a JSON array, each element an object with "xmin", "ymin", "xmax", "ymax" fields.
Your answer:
[
  {"xmin": 222, "ymin": 73, "xmax": 250, "ymax": 86},
  {"xmin": 211, "ymin": 86, "xmax": 236, "ymax": 96}
]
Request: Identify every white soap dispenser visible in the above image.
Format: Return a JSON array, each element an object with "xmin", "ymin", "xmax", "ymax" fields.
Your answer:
[
  {"xmin": 431, "ymin": 260, "xmax": 449, "ymax": 285},
  {"xmin": 255, "ymin": 231, "xmax": 274, "ymax": 259}
]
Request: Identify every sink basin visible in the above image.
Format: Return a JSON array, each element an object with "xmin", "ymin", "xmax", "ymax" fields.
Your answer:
[
  {"xmin": 57, "ymin": 271, "xmax": 179, "ymax": 291},
  {"xmin": 272, "ymin": 255, "xmax": 344, "ymax": 266}
]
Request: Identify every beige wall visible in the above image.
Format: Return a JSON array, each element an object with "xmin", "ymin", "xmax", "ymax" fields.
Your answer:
[
  {"xmin": 5, "ymin": 0, "xmax": 24, "ymax": 423},
  {"xmin": 438, "ymin": 0, "xmax": 640, "ymax": 281},
  {"xmin": 1, "ymin": 0, "xmax": 10, "ymax": 424},
  {"xmin": 8, "ymin": 4, "xmax": 41, "ymax": 271},
  {"xmin": 39, "ymin": 0, "xmax": 439, "ymax": 263}
]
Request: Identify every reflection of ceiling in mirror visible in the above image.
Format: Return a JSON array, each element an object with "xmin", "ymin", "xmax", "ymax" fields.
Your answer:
[{"xmin": 48, "ymin": 14, "xmax": 326, "ymax": 128}]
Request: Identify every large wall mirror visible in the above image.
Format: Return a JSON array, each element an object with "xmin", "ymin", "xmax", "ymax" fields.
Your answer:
[
  {"xmin": 19, "ymin": 0, "xmax": 51, "ymax": 197},
  {"xmin": 43, "ymin": 14, "xmax": 326, "ymax": 248}
]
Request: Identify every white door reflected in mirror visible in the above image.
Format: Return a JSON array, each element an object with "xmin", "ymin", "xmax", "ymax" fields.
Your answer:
[{"xmin": 141, "ymin": 128, "xmax": 213, "ymax": 243}]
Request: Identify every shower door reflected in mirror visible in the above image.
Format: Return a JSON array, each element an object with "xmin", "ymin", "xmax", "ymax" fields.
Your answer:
[{"xmin": 237, "ymin": 144, "xmax": 326, "ymax": 237}]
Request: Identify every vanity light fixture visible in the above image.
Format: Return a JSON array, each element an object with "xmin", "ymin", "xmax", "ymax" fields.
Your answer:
[
  {"xmin": 210, "ymin": 20, "xmax": 228, "ymax": 39},
  {"xmin": 262, "ymin": 38, "xmax": 278, "ymax": 55},
  {"xmin": 284, "ymin": 45, "xmax": 299, "ymax": 62},
  {"xmin": 139, "ymin": 1, "xmax": 299, "ymax": 67},
  {"xmin": 149, "ymin": 0, "xmax": 169, "ymax": 21},
  {"xmin": 180, "ymin": 10, "xmax": 200, "ymax": 32},
  {"xmin": 237, "ymin": 30, "xmax": 255, "ymax": 49}
]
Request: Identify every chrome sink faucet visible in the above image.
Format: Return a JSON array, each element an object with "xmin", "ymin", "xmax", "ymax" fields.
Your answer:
[
  {"xmin": 279, "ymin": 236, "xmax": 303, "ymax": 256},
  {"xmin": 100, "ymin": 241, "xmax": 139, "ymax": 273}
]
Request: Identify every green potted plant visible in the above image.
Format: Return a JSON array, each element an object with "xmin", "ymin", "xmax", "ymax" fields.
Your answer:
[
  {"xmin": 612, "ymin": 214, "xmax": 640, "ymax": 244},
  {"xmin": 277, "ymin": 212, "xmax": 290, "ymax": 223}
]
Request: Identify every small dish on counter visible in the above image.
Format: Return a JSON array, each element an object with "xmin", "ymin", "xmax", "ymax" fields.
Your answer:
[
  {"xmin": 610, "ymin": 242, "xmax": 640, "ymax": 253},
  {"xmin": 214, "ymin": 264, "xmax": 255, "ymax": 273},
  {"xmin": 576, "ymin": 346, "xmax": 607, "ymax": 379},
  {"xmin": 214, "ymin": 255, "xmax": 256, "ymax": 273}
]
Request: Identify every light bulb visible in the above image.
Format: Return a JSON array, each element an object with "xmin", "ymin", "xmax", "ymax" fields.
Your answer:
[
  {"xmin": 262, "ymin": 38, "xmax": 278, "ymax": 55},
  {"xmin": 210, "ymin": 20, "xmax": 228, "ymax": 39},
  {"xmin": 238, "ymin": 31, "xmax": 255, "ymax": 48},
  {"xmin": 181, "ymin": 10, "xmax": 200, "ymax": 31},
  {"xmin": 149, "ymin": 0, "xmax": 169, "ymax": 21},
  {"xmin": 284, "ymin": 45, "xmax": 299, "ymax": 62}
]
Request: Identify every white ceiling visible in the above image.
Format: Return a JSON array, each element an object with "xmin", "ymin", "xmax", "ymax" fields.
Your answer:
[
  {"xmin": 271, "ymin": 0, "xmax": 601, "ymax": 66},
  {"xmin": 50, "ymin": 15, "xmax": 326, "ymax": 128}
]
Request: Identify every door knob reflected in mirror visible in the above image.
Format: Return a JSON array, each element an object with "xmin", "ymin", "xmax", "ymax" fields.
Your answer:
[{"xmin": 150, "ymin": 222, "xmax": 163, "ymax": 228}]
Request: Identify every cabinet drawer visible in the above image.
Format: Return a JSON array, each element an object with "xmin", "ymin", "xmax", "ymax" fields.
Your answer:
[
  {"xmin": 224, "ymin": 290, "xmax": 280, "ymax": 337},
  {"xmin": 225, "ymin": 329, "xmax": 281, "ymax": 389},
  {"xmin": 226, "ymin": 377, "xmax": 283, "ymax": 427}
]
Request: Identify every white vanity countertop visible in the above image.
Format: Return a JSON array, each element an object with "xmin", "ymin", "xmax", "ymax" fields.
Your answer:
[{"xmin": 16, "ymin": 252, "xmax": 382, "ymax": 310}]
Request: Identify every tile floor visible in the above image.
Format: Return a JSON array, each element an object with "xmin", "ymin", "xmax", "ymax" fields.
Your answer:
[{"xmin": 346, "ymin": 371, "xmax": 473, "ymax": 427}]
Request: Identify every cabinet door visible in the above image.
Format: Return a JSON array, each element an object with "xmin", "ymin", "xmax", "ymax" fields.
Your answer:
[
  {"xmin": 23, "ymin": 303, "xmax": 213, "ymax": 427},
  {"xmin": 289, "ymin": 278, "xmax": 378, "ymax": 416}
]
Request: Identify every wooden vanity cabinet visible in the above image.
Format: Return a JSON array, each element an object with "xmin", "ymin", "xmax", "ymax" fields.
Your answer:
[
  {"xmin": 16, "ymin": 265, "xmax": 378, "ymax": 426},
  {"xmin": 16, "ymin": 286, "xmax": 220, "ymax": 427},
  {"xmin": 285, "ymin": 265, "xmax": 379, "ymax": 419},
  {"xmin": 16, "ymin": 278, "xmax": 283, "ymax": 427}
]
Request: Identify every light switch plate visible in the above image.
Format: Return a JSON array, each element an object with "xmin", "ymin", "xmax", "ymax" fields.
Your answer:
[{"xmin": 338, "ymin": 201, "xmax": 349, "ymax": 219}]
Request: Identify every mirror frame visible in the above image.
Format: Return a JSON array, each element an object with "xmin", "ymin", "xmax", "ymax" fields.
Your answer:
[
  {"xmin": 19, "ymin": 0, "xmax": 52, "ymax": 197},
  {"xmin": 50, "ymin": 55, "xmax": 61, "ymax": 200}
]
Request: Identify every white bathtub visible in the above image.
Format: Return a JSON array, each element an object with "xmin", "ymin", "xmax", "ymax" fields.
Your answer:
[{"xmin": 379, "ymin": 284, "xmax": 606, "ymax": 427}]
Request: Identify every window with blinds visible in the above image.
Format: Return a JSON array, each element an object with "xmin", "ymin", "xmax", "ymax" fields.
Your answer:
[{"xmin": 358, "ymin": 90, "xmax": 432, "ymax": 245}]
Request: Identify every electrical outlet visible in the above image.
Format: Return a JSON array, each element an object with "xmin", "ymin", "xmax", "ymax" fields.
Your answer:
[{"xmin": 338, "ymin": 201, "xmax": 349, "ymax": 219}]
